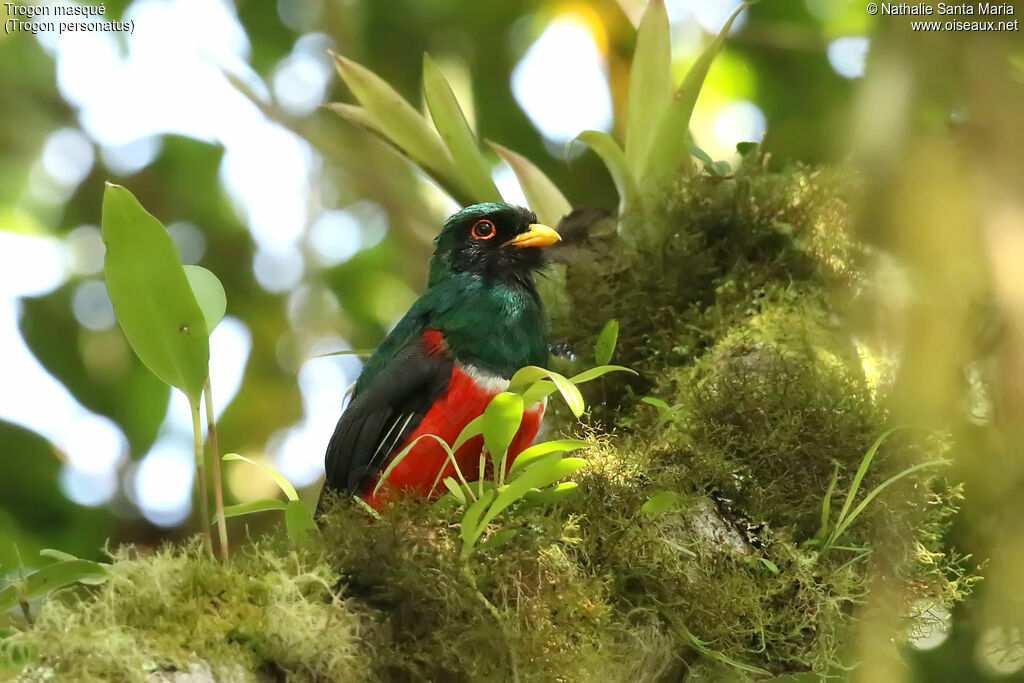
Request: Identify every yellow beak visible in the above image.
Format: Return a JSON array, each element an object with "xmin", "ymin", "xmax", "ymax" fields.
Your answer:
[{"xmin": 502, "ymin": 223, "xmax": 562, "ymax": 249}]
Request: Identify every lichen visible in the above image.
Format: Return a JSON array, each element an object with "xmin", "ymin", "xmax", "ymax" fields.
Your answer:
[{"xmin": 1, "ymin": 164, "xmax": 969, "ymax": 681}]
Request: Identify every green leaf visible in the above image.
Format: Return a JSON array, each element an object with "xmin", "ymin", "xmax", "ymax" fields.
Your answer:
[
  {"xmin": 0, "ymin": 560, "xmax": 111, "ymax": 613},
  {"xmin": 223, "ymin": 453, "xmax": 298, "ymax": 502},
  {"xmin": 482, "ymin": 392, "xmax": 524, "ymax": 473},
  {"xmin": 813, "ymin": 464, "xmax": 840, "ymax": 544},
  {"xmin": 487, "ymin": 141, "xmax": 572, "ymax": 226},
  {"xmin": 460, "ymin": 488, "xmax": 496, "ymax": 556},
  {"xmin": 522, "ymin": 481, "xmax": 579, "ymax": 508},
  {"xmin": 593, "ymin": 319, "xmax": 620, "ymax": 365},
  {"xmin": 38, "ymin": 549, "xmax": 79, "ymax": 562},
  {"xmin": 376, "ymin": 433, "xmax": 453, "ymax": 496},
  {"xmin": 442, "ymin": 477, "xmax": 466, "ymax": 504},
  {"xmin": 687, "ymin": 140, "xmax": 713, "ymax": 165},
  {"xmin": 757, "ymin": 557, "xmax": 780, "ymax": 574},
  {"xmin": 508, "ymin": 366, "xmax": 585, "ymax": 417},
  {"xmin": 474, "ymin": 528, "xmax": 518, "ymax": 554},
  {"xmin": 284, "ymin": 499, "xmax": 318, "ymax": 542},
  {"xmin": 829, "ymin": 460, "xmax": 946, "ymax": 545},
  {"xmin": 474, "ymin": 457, "xmax": 587, "ymax": 538},
  {"xmin": 568, "ymin": 364, "xmax": 635, "ymax": 385},
  {"xmin": 641, "ymin": 491, "xmax": 683, "ymax": 515},
  {"xmin": 221, "ymin": 499, "xmax": 288, "ymax": 519},
  {"xmin": 324, "ymin": 103, "xmax": 385, "ymax": 136},
  {"xmin": 833, "ymin": 428, "xmax": 900, "ymax": 531},
  {"xmin": 643, "ymin": 3, "xmax": 750, "ymax": 186},
  {"xmin": 509, "ymin": 439, "xmax": 591, "ymax": 474},
  {"xmin": 710, "ymin": 160, "xmax": 731, "ymax": 177},
  {"xmin": 304, "ymin": 348, "xmax": 374, "ymax": 361},
  {"xmin": 329, "ymin": 52, "xmax": 474, "ymax": 205},
  {"xmin": 576, "ymin": 131, "xmax": 637, "ymax": 217},
  {"xmin": 452, "ymin": 414, "xmax": 485, "ymax": 453},
  {"xmin": 641, "ymin": 396, "xmax": 671, "ymax": 411},
  {"xmin": 183, "ymin": 265, "xmax": 226, "ymax": 335},
  {"xmin": 422, "ymin": 54, "xmax": 502, "ymax": 203},
  {"xmin": 102, "ymin": 183, "xmax": 210, "ymax": 404},
  {"xmin": 736, "ymin": 141, "xmax": 759, "ymax": 156},
  {"xmin": 625, "ymin": 0, "xmax": 672, "ymax": 174}
]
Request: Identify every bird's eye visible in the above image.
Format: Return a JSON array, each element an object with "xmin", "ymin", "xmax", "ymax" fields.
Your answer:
[{"xmin": 471, "ymin": 220, "xmax": 496, "ymax": 240}]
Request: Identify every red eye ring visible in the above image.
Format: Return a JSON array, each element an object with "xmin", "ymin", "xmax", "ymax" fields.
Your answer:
[{"xmin": 471, "ymin": 219, "xmax": 496, "ymax": 240}]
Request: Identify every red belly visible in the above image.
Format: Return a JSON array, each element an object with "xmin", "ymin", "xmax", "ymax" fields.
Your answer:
[{"xmin": 363, "ymin": 367, "xmax": 544, "ymax": 509}]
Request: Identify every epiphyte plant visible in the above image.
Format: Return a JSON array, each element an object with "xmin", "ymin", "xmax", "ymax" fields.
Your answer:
[
  {"xmin": 327, "ymin": 1, "xmax": 751, "ymax": 248},
  {"xmin": 101, "ymin": 184, "xmax": 230, "ymax": 560}
]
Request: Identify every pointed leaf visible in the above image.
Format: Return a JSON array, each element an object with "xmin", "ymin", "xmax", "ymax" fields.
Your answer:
[
  {"xmin": 422, "ymin": 55, "xmax": 502, "ymax": 203},
  {"xmin": 487, "ymin": 141, "xmax": 571, "ymax": 225},
  {"xmin": 0, "ymin": 560, "xmax": 111, "ymax": 613},
  {"xmin": 641, "ymin": 396, "xmax": 671, "ymax": 411},
  {"xmin": 509, "ymin": 366, "xmax": 585, "ymax": 416},
  {"xmin": 522, "ymin": 481, "xmax": 579, "ymax": 508},
  {"xmin": 221, "ymin": 499, "xmax": 288, "ymax": 519},
  {"xmin": 284, "ymin": 499, "xmax": 318, "ymax": 541},
  {"xmin": 183, "ymin": 265, "xmax": 226, "ymax": 334},
  {"xmin": 641, "ymin": 491, "xmax": 684, "ymax": 515},
  {"xmin": 223, "ymin": 453, "xmax": 298, "ymax": 502},
  {"xmin": 510, "ymin": 439, "xmax": 591, "ymax": 474},
  {"xmin": 834, "ymin": 428, "xmax": 900, "ymax": 529},
  {"xmin": 475, "ymin": 457, "xmax": 586, "ymax": 536},
  {"xmin": 568, "ymin": 365, "xmax": 636, "ymax": 385},
  {"xmin": 593, "ymin": 319, "xmax": 620, "ymax": 365},
  {"xmin": 474, "ymin": 527, "xmax": 518, "ymax": 554},
  {"xmin": 453, "ymin": 414, "xmax": 485, "ymax": 453},
  {"xmin": 625, "ymin": 0, "xmax": 672, "ymax": 173},
  {"xmin": 324, "ymin": 103, "xmax": 385, "ymax": 136},
  {"xmin": 460, "ymin": 488, "xmax": 496, "ymax": 556},
  {"xmin": 482, "ymin": 392, "xmax": 524, "ymax": 472},
  {"xmin": 102, "ymin": 183, "xmax": 209, "ymax": 404},
  {"xmin": 576, "ymin": 131, "xmax": 637, "ymax": 217},
  {"xmin": 643, "ymin": 3, "xmax": 750, "ymax": 186},
  {"xmin": 39, "ymin": 549, "xmax": 79, "ymax": 562},
  {"xmin": 329, "ymin": 52, "xmax": 474, "ymax": 205},
  {"xmin": 443, "ymin": 477, "xmax": 466, "ymax": 504}
]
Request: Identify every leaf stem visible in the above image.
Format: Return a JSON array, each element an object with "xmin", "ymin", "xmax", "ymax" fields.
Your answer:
[
  {"xmin": 190, "ymin": 399, "xmax": 213, "ymax": 554},
  {"xmin": 205, "ymin": 378, "xmax": 229, "ymax": 562}
]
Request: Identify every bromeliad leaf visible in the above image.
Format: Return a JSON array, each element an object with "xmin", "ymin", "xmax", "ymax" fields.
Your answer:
[
  {"xmin": 329, "ymin": 51, "xmax": 474, "ymax": 205},
  {"xmin": 488, "ymin": 141, "xmax": 572, "ymax": 227},
  {"xmin": 576, "ymin": 131, "xmax": 637, "ymax": 217},
  {"xmin": 422, "ymin": 55, "xmax": 502, "ymax": 203},
  {"xmin": 568, "ymin": 365, "xmax": 635, "ymax": 385},
  {"xmin": 184, "ymin": 265, "xmax": 227, "ymax": 334},
  {"xmin": 643, "ymin": 3, "xmax": 750, "ymax": 187},
  {"xmin": 625, "ymin": 0, "xmax": 672, "ymax": 174},
  {"xmin": 102, "ymin": 183, "xmax": 209, "ymax": 404}
]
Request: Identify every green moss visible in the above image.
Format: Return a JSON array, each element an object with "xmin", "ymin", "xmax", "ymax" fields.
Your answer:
[{"xmin": 1, "ymin": 164, "xmax": 968, "ymax": 681}]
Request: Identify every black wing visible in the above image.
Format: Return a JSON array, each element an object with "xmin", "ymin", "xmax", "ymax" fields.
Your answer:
[{"xmin": 323, "ymin": 340, "xmax": 452, "ymax": 496}]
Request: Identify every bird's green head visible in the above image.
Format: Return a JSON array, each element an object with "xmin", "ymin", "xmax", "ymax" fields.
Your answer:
[{"xmin": 428, "ymin": 203, "xmax": 561, "ymax": 285}]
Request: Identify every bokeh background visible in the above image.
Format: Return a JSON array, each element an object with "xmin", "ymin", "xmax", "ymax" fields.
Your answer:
[{"xmin": 1, "ymin": 0, "xmax": 1021, "ymax": 679}]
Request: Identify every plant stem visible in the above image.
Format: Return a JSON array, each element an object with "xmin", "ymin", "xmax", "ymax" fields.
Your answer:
[
  {"xmin": 190, "ymin": 399, "xmax": 213, "ymax": 554},
  {"xmin": 462, "ymin": 565, "xmax": 519, "ymax": 683},
  {"xmin": 205, "ymin": 378, "xmax": 229, "ymax": 562}
]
